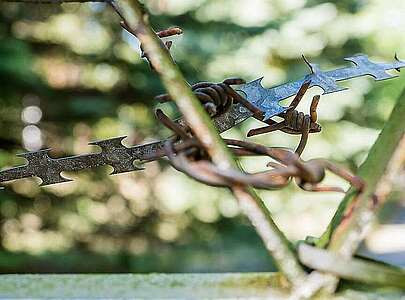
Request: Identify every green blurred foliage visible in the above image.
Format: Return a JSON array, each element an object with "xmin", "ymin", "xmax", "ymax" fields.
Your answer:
[{"xmin": 0, "ymin": 0, "xmax": 404, "ymax": 273}]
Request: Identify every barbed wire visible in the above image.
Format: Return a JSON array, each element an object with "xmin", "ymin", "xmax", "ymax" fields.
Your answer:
[
  {"xmin": 248, "ymin": 80, "xmax": 322, "ymax": 155},
  {"xmin": 153, "ymin": 93, "xmax": 364, "ymax": 193}
]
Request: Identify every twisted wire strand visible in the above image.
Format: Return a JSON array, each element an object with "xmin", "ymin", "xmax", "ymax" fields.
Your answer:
[
  {"xmin": 247, "ymin": 81, "xmax": 322, "ymax": 155},
  {"xmin": 155, "ymin": 78, "xmax": 249, "ymax": 117},
  {"xmin": 153, "ymin": 71, "xmax": 363, "ymax": 193},
  {"xmin": 156, "ymin": 107, "xmax": 364, "ymax": 193}
]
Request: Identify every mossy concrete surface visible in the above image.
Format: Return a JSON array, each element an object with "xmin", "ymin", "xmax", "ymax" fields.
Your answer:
[
  {"xmin": 0, "ymin": 273, "xmax": 290, "ymax": 299},
  {"xmin": 2, "ymin": 273, "xmax": 405, "ymax": 299}
]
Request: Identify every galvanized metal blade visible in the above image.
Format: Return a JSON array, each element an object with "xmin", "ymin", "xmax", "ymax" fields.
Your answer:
[
  {"xmin": 0, "ymin": 103, "xmax": 252, "ymax": 187},
  {"xmin": 237, "ymin": 54, "xmax": 405, "ymax": 120}
]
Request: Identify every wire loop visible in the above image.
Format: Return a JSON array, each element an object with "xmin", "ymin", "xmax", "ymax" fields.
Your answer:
[
  {"xmin": 156, "ymin": 107, "xmax": 364, "ymax": 193},
  {"xmin": 248, "ymin": 81, "xmax": 322, "ymax": 155}
]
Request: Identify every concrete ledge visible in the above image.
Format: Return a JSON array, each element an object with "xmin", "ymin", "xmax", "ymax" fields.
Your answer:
[
  {"xmin": 2, "ymin": 273, "xmax": 405, "ymax": 299},
  {"xmin": 0, "ymin": 273, "xmax": 290, "ymax": 299}
]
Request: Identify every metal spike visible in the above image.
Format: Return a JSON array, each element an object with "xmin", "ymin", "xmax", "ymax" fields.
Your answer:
[
  {"xmin": 0, "ymin": 106, "xmax": 251, "ymax": 187},
  {"xmin": 0, "ymin": 138, "xmax": 146, "ymax": 186},
  {"xmin": 302, "ymin": 55, "xmax": 315, "ymax": 74},
  {"xmin": 238, "ymin": 53, "xmax": 405, "ymax": 120},
  {"xmin": 394, "ymin": 53, "xmax": 401, "ymax": 72},
  {"xmin": 344, "ymin": 55, "xmax": 396, "ymax": 81}
]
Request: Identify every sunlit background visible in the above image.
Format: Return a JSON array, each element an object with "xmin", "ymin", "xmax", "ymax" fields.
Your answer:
[{"xmin": 0, "ymin": 0, "xmax": 404, "ymax": 273}]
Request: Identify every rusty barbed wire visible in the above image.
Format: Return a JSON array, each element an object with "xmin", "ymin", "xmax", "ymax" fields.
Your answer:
[
  {"xmin": 151, "ymin": 77, "xmax": 354, "ymax": 194},
  {"xmin": 140, "ymin": 27, "xmax": 183, "ymax": 69},
  {"xmin": 164, "ymin": 137, "xmax": 364, "ymax": 193},
  {"xmin": 248, "ymin": 81, "xmax": 322, "ymax": 155},
  {"xmin": 120, "ymin": 23, "xmax": 183, "ymax": 69},
  {"xmin": 114, "ymin": 3, "xmax": 351, "ymax": 193},
  {"xmin": 110, "ymin": 0, "xmax": 183, "ymax": 70},
  {"xmin": 155, "ymin": 78, "xmax": 262, "ymax": 118},
  {"xmin": 114, "ymin": 0, "xmax": 318, "ymax": 157},
  {"xmin": 155, "ymin": 80, "xmax": 320, "ymax": 157},
  {"xmin": 154, "ymin": 105, "xmax": 364, "ymax": 194}
]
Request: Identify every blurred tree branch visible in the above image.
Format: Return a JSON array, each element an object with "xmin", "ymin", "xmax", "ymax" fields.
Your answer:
[
  {"xmin": 298, "ymin": 244, "xmax": 405, "ymax": 289},
  {"xmin": 112, "ymin": 0, "xmax": 308, "ymax": 288},
  {"xmin": 319, "ymin": 87, "xmax": 405, "ymax": 253},
  {"xmin": 295, "ymin": 86, "xmax": 405, "ymax": 297}
]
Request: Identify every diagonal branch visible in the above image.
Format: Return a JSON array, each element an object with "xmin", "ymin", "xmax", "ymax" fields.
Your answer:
[
  {"xmin": 113, "ymin": 0, "xmax": 307, "ymax": 288},
  {"xmin": 298, "ymin": 244, "xmax": 405, "ymax": 289},
  {"xmin": 294, "ymin": 86, "xmax": 405, "ymax": 297},
  {"xmin": 318, "ymin": 87, "xmax": 405, "ymax": 253}
]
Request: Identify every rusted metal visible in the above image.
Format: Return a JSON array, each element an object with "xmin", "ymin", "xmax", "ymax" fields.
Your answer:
[
  {"xmin": 247, "ymin": 81, "xmax": 322, "ymax": 155},
  {"xmin": 139, "ymin": 26, "xmax": 183, "ymax": 68},
  {"xmin": 156, "ymin": 78, "xmax": 248, "ymax": 117},
  {"xmin": 114, "ymin": 0, "xmax": 183, "ymax": 70},
  {"xmin": 155, "ymin": 27, "xmax": 183, "ymax": 39},
  {"xmin": 0, "ymin": 78, "xmax": 256, "ymax": 187},
  {"xmin": 155, "ymin": 109, "xmax": 190, "ymax": 141},
  {"xmin": 154, "ymin": 107, "xmax": 363, "ymax": 194},
  {"xmin": 163, "ymin": 137, "xmax": 364, "ymax": 194}
]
